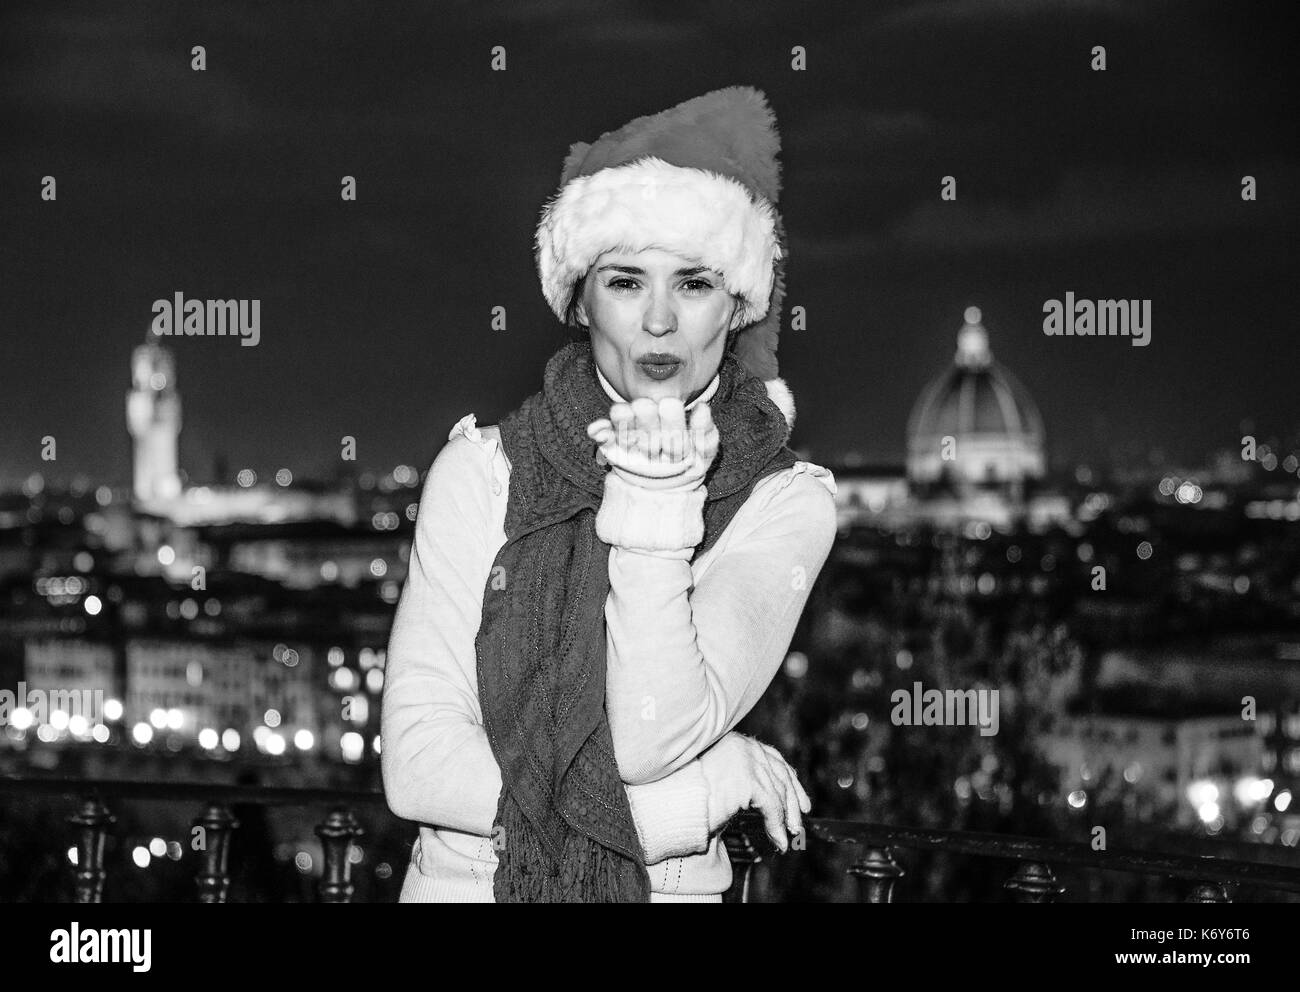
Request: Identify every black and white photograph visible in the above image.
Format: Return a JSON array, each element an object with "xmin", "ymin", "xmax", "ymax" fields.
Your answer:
[{"xmin": 0, "ymin": 0, "xmax": 1297, "ymax": 963}]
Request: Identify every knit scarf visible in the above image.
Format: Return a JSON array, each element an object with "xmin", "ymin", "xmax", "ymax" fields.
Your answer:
[{"xmin": 475, "ymin": 339, "xmax": 798, "ymax": 902}]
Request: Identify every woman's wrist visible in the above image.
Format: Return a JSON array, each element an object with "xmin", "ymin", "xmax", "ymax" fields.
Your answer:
[
  {"xmin": 703, "ymin": 760, "xmax": 751, "ymax": 834},
  {"xmin": 595, "ymin": 469, "xmax": 706, "ymax": 552},
  {"xmin": 625, "ymin": 760, "xmax": 712, "ymax": 863}
]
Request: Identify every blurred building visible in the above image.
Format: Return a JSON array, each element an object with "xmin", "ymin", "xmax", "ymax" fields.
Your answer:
[
  {"xmin": 126, "ymin": 337, "xmax": 182, "ymax": 503},
  {"xmin": 832, "ymin": 307, "xmax": 1072, "ymax": 532},
  {"xmin": 126, "ymin": 330, "xmax": 358, "ymax": 528},
  {"xmin": 11, "ymin": 630, "xmax": 386, "ymax": 763},
  {"xmin": 124, "ymin": 639, "xmax": 318, "ymax": 752},
  {"xmin": 907, "ymin": 306, "xmax": 1045, "ymax": 495},
  {"xmin": 24, "ymin": 636, "xmax": 116, "ymax": 701},
  {"xmin": 1043, "ymin": 708, "xmax": 1265, "ymax": 830}
]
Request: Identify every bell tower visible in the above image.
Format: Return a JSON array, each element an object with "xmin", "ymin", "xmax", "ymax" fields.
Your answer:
[{"xmin": 126, "ymin": 332, "xmax": 182, "ymax": 502}]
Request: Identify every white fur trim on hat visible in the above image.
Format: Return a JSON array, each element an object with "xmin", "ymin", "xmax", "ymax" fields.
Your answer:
[
  {"xmin": 536, "ymin": 156, "xmax": 780, "ymax": 328},
  {"xmin": 764, "ymin": 376, "xmax": 795, "ymax": 428}
]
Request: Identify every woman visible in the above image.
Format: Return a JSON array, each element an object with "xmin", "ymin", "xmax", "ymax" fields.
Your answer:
[{"xmin": 382, "ymin": 86, "xmax": 838, "ymax": 902}]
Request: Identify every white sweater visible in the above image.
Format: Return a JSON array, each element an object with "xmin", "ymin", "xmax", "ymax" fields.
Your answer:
[{"xmin": 382, "ymin": 389, "xmax": 838, "ymax": 902}]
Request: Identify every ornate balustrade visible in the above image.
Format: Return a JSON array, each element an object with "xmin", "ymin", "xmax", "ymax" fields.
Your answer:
[
  {"xmin": 723, "ymin": 812, "xmax": 1300, "ymax": 903},
  {"xmin": 4, "ymin": 778, "xmax": 1298, "ymax": 903}
]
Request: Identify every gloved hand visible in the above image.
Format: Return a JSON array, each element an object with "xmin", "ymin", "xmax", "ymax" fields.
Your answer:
[
  {"xmin": 587, "ymin": 396, "xmax": 720, "ymax": 493},
  {"xmin": 700, "ymin": 731, "xmax": 811, "ymax": 852}
]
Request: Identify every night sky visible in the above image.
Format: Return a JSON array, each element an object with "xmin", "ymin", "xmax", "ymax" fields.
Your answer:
[{"xmin": 2, "ymin": 0, "xmax": 1296, "ymax": 488}]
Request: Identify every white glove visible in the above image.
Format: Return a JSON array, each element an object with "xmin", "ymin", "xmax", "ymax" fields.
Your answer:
[
  {"xmin": 587, "ymin": 397, "xmax": 720, "ymax": 493},
  {"xmin": 699, "ymin": 731, "xmax": 810, "ymax": 852}
]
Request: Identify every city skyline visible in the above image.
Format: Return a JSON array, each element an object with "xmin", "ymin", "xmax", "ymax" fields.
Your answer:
[{"xmin": 5, "ymin": 302, "xmax": 1295, "ymax": 494}]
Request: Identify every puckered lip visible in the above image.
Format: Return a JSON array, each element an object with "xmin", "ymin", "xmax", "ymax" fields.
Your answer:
[{"xmin": 636, "ymin": 352, "xmax": 682, "ymax": 365}]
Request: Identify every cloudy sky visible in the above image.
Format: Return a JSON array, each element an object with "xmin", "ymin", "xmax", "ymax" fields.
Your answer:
[{"xmin": 2, "ymin": 0, "xmax": 1296, "ymax": 487}]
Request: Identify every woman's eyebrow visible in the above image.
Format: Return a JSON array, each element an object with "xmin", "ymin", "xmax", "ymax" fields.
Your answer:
[{"xmin": 595, "ymin": 264, "xmax": 713, "ymax": 276}]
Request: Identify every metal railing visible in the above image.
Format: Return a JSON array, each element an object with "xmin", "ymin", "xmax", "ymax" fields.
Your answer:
[
  {"xmin": 1, "ymin": 778, "xmax": 386, "ymax": 904},
  {"xmin": 3, "ymin": 778, "xmax": 1298, "ymax": 903},
  {"xmin": 723, "ymin": 813, "xmax": 1300, "ymax": 903}
]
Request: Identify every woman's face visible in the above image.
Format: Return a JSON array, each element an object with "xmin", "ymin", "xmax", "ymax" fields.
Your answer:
[{"xmin": 574, "ymin": 247, "xmax": 740, "ymax": 404}]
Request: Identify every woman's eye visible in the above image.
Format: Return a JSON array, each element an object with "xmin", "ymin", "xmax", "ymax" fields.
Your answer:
[{"xmin": 604, "ymin": 276, "xmax": 714, "ymax": 294}]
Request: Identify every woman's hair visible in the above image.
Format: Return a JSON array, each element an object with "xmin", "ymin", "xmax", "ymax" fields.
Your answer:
[{"xmin": 563, "ymin": 273, "xmax": 588, "ymax": 328}]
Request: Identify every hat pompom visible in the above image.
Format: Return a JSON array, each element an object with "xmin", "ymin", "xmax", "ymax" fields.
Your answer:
[{"xmin": 763, "ymin": 377, "xmax": 796, "ymax": 428}]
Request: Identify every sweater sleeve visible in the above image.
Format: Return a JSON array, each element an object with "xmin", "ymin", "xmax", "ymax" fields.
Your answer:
[
  {"xmin": 381, "ymin": 422, "xmax": 712, "ymax": 864},
  {"xmin": 596, "ymin": 465, "xmax": 838, "ymax": 785}
]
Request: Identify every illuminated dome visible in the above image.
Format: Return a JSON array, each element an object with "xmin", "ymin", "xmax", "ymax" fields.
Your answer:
[{"xmin": 906, "ymin": 307, "xmax": 1045, "ymax": 490}]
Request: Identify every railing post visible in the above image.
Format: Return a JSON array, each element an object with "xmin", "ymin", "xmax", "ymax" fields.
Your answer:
[
  {"xmin": 1185, "ymin": 882, "xmax": 1231, "ymax": 903},
  {"xmin": 193, "ymin": 804, "xmax": 239, "ymax": 904},
  {"xmin": 849, "ymin": 846, "xmax": 905, "ymax": 903},
  {"xmin": 316, "ymin": 808, "xmax": 363, "ymax": 904},
  {"xmin": 721, "ymin": 823, "xmax": 761, "ymax": 904},
  {"xmin": 1005, "ymin": 861, "xmax": 1065, "ymax": 903},
  {"xmin": 68, "ymin": 796, "xmax": 115, "ymax": 904}
]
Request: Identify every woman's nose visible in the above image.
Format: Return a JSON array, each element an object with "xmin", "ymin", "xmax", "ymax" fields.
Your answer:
[{"xmin": 642, "ymin": 287, "xmax": 677, "ymax": 335}]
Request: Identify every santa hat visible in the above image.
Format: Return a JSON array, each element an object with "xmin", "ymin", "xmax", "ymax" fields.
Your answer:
[{"xmin": 535, "ymin": 85, "xmax": 796, "ymax": 427}]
